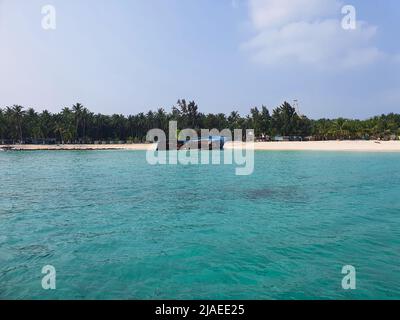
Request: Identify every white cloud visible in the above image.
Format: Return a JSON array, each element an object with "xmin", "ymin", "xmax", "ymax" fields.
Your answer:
[
  {"xmin": 243, "ymin": 0, "xmax": 385, "ymax": 69},
  {"xmin": 249, "ymin": 0, "xmax": 340, "ymax": 29}
]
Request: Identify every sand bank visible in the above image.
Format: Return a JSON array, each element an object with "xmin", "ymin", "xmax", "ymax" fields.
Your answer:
[
  {"xmin": 1, "ymin": 141, "xmax": 400, "ymax": 152},
  {"xmin": 225, "ymin": 140, "xmax": 400, "ymax": 152},
  {"xmin": 0, "ymin": 144, "xmax": 154, "ymax": 151}
]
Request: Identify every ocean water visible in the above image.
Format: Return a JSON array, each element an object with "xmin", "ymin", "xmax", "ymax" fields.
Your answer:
[{"xmin": 0, "ymin": 150, "xmax": 399, "ymax": 300}]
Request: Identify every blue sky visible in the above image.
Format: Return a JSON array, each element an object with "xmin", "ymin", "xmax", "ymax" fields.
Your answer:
[{"xmin": 0, "ymin": 0, "xmax": 399, "ymax": 119}]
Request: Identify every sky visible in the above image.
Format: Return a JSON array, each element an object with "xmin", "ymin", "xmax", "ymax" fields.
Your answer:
[{"xmin": 0, "ymin": 0, "xmax": 399, "ymax": 119}]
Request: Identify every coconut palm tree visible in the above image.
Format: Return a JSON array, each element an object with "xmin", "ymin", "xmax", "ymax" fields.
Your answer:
[
  {"xmin": 0, "ymin": 108, "xmax": 5, "ymax": 142},
  {"xmin": 72, "ymin": 103, "xmax": 84, "ymax": 142},
  {"xmin": 60, "ymin": 107, "xmax": 75, "ymax": 143},
  {"xmin": 39, "ymin": 110, "xmax": 54, "ymax": 140},
  {"xmin": 1, "ymin": 100, "xmax": 400, "ymax": 143},
  {"xmin": 7, "ymin": 105, "xmax": 25, "ymax": 143}
]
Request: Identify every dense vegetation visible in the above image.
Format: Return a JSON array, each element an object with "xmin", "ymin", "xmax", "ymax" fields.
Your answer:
[{"xmin": 0, "ymin": 100, "xmax": 399, "ymax": 144}]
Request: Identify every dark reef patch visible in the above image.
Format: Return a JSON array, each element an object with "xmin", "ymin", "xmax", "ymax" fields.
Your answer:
[{"xmin": 244, "ymin": 186, "xmax": 308, "ymax": 202}]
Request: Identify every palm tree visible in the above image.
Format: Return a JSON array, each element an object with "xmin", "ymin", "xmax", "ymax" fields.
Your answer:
[
  {"xmin": 228, "ymin": 111, "xmax": 240, "ymax": 132},
  {"xmin": 260, "ymin": 106, "xmax": 272, "ymax": 137},
  {"xmin": 72, "ymin": 103, "xmax": 84, "ymax": 142},
  {"xmin": 80, "ymin": 107, "xmax": 90, "ymax": 142},
  {"xmin": 155, "ymin": 108, "xmax": 168, "ymax": 132},
  {"xmin": 7, "ymin": 105, "xmax": 25, "ymax": 143},
  {"xmin": 60, "ymin": 107, "xmax": 75, "ymax": 143},
  {"xmin": 331, "ymin": 118, "xmax": 348, "ymax": 140},
  {"xmin": 1, "ymin": 100, "xmax": 400, "ymax": 143},
  {"xmin": 0, "ymin": 109, "xmax": 4, "ymax": 141},
  {"xmin": 54, "ymin": 121, "xmax": 65, "ymax": 144},
  {"xmin": 39, "ymin": 110, "xmax": 54, "ymax": 140},
  {"xmin": 250, "ymin": 107, "xmax": 261, "ymax": 137},
  {"xmin": 25, "ymin": 108, "xmax": 42, "ymax": 141}
]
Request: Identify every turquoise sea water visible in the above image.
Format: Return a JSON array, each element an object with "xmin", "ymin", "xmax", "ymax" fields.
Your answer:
[{"xmin": 0, "ymin": 151, "xmax": 399, "ymax": 300}]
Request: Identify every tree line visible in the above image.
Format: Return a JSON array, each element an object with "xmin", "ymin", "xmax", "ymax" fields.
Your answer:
[{"xmin": 0, "ymin": 100, "xmax": 399, "ymax": 144}]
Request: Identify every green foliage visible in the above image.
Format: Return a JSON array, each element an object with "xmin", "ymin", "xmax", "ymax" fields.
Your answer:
[
  {"xmin": 271, "ymin": 101, "xmax": 312, "ymax": 136},
  {"xmin": 0, "ymin": 100, "xmax": 399, "ymax": 143}
]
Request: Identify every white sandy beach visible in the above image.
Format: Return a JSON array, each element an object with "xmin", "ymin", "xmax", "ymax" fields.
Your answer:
[
  {"xmin": 0, "ymin": 144, "xmax": 155, "ymax": 151},
  {"xmin": 225, "ymin": 140, "xmax": 400, "ymax": 152},
  {"xmin": 2, "ymin": 140, "xmax": 400, "ymax": 152}
]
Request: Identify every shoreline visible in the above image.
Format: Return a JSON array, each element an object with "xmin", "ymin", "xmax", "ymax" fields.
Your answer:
[
  {"xmin": 0, "ymin": 144, "xmax": 154, "ymax": 151},
  {"xmin": 225, "ymin": 140, "xmax": 400, "ymax": 152},
  {"xmin": 2, "ymin": 140, "xmax": 400, "ymax": 152}
]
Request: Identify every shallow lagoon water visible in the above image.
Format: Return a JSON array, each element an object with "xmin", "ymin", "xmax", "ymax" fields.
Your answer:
[{"xmin": 0, "ymin": 151, "xmax": 399, "ymax": 299}]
